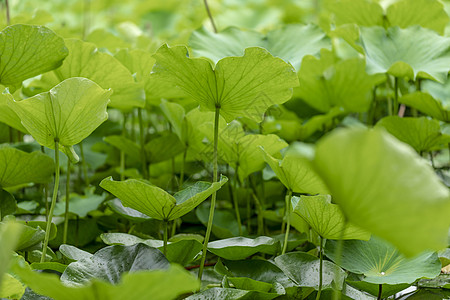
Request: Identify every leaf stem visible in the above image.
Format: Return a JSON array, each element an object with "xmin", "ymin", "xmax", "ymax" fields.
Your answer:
[
  {"xmin": 63, "ymin": 159, "xmax": 71, "ymax": 244},
  {"xmin": 120, "ymin": 113, "xmax": 128, "ymax": 181},
  {"xmin": 393, "ymin": 77, "xmax": 399, "ymax": 116},
  {"xmin": 5, "ymin": 0, "xmax": 10, "ymax": 25},
  {"xmin": 332, "ymin": 220, "xmax": 346, "ymax": 300},
  {"xmin": 79, "ymin": 142, "xmax": 89, "ymax": 186},
  {"xmin": 41, "ymin": 146, "xmax": 49, "ymax": 221},
  {"xmin": 179, "ymin": 149, "xmax": 187, "ymax": 190},
  {"xmin": 316, "ymin": 236, "xmax": 324, "ymax": 300},
  {"xmin": 233, "ymin": 164, "xmax": 242, "ymax": 235},
  {"xmin": 377, "ymin": 284, "xmax": 383, "ymax": 300},
  {"xmin": 138, "ymin": 108, "xmax": 148, "ymax": 179},
  {"xmin": 198, "ymin": 106, "xmax": 220, "ymax": 280},
  {"xmin": 282, "ymin": 189, "xmax": 292, "ymax": 254},
  {"xmin": 41, "ymin": 140, "xmax": 60, "ymax": 262},
  {"xmin": 163, "ymin": 220, "xmax": 168, "ymax": 256},
  {"xmin": 203, "ymin": 0, "xmax": 217, "ymax": 33}
]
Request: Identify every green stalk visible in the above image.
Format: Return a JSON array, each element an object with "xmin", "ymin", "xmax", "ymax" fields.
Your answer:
[
  {"xmin": 138, "ymin": 108, "xmax": 148, "ymax": 179},
  {"xmin": 179, "ymin": 149, "xmax": 187, "ymax": 190},
  {"xmin": 198, "ymin": 106, "xmax": 220, "ymax": 280},
  {"xmin": 249, "ymin": 176, "xmax": 264, "ymax": 236},
  {"xmin": 5, "ymin": 0, "xmax": 10, "ymax": 25},
  {"xmin": 316, "ymin": 236, "xmax": 324, "ymax": 300},
  {"xmin": 41, "ymin": 146, "xmax": 49, "ymax": 221},
  {"xmin": 120, "ymin": 113, "xmax": 128, "ymax": 181},
  {"xmin": 79, "ymin": 142, "xmax": 89, "ymax": 186},
  {"xmin": 393, "ymin": 77, "xmax": 399, "ymax": 116},
  {"xmin": 332, "ymin": 221, "xmax": 346, "ymax": 300},
  {"xmin": 282, "ymin": 189, "xmax": 292, "ymax": 254},
  {"xmin": 203, "ymin": 0, "xmax": 217, "ymax": 33},
  {"xmin": 63, "ymin": 159, "xmax": 71, "ymax": 244},
  {"xmin": 163, "ymin": 220, "xmax": 168, "ymax": 256},
  {"xmin": 233, "ymin": 163, "xmax": 242, "ymax": 236},
  {"xmin": 377, "ymin": 284, "xmax": 383, "ymax": 300},
  {"xmin": 41, "ymin": 140, "xmax": 60, "ymax": 262}
]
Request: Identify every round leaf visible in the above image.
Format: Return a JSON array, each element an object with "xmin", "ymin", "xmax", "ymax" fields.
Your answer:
[{"xmin": 207, "ymin": 236, "xmax": 280, "ymax": 260}]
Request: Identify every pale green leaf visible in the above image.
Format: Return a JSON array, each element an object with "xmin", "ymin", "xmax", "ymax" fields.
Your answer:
[
  {"xmin": 207, "ymin": 236, "xmax": 280, "ymax": 260},
  {"xmin": 159, "ymin": 100, "xmax": 186, "ymax": 142},
  {"xmin": 8, "ymin": 77, "xmax": 111, "ymax": 162},
  {"xmin": 151, "ymin": 45, "xmax": 298, "ymax": 122},
  {"xmin": 399, "ymin": 92, "xmax": 449, "ymax": 122},
  {"xmin": 314, "ymin": 128, "xmax": 450, "ymax": 256},
  {"xmin": 327, "ymin": 0, "xmax": 384, "ymax": 27},
  {"xmin": 325, "ymin": 236, "xmax": 442, "ymax": 284},
  {"xmin": 292, "ymin": 195, "xmax": 370, "ymax": 240},
  {"xmin": 0, "ymin": 273, "xmax": 25, "ymax": 299},
  {"xmin": 0, "ymin": 221, "xmax": 22, "ymax": 291},
  {"xmin": 0, "ymin": 24, "xmax": 68, "ymax": 89},
  {"xmin": 0, "ymin": 89, "xmax": 26, "ymax": 131}
]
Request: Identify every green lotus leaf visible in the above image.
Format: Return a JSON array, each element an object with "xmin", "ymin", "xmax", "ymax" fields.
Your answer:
[
  {"xmin": 185, "ymin": 287, "xmax": 279, "ymax": 300},
  {"xmin": 314, "ymin": 127, "xmax": 450, "ymax": 256},
  {"xmin": 261, "ymin": 148, "xmax": 329, "ymax": 194},
  {"xmin": 0, "ymin": 273, "xmax": 25, "ymax": 299},
  {"xmin": 159, "ymin": 100, "xmax": 186, "ymax": 143},
  {"xmin": 386, "ymin": 0, "xmax": 449, "ymax": 35},
  {"xmin": 52, "ymin": 190, "xmax": 106, "ymax": 218},
  {"xmin": 292, "ymin": 195, "xmax": 370, "ymax": 240},
  {"xmin": 0, "ymin": 221, "xmax": 22, "ymax": 290},
  {"xmin": 0, "ymin": 24, "xmax": 68, "ymax": 89},
  {"xmin": 61, "ymin": 244, "xmax": 169, "ymax": 286},
  {"xmin": 100, "ymin": 176, "xmax": 228, "ymax": 221},
  {"xmin": 274, "ymin": 252, "xmax": 346, "ymax": 290},
  {"xmin": 150, "ymin": 44, "xmax": 298, "ymax": 123},
  {"xmin": 376, "ymin": 116, "xmax": 449, "ymax": 152},
  {"xmin": 207, "ymin": 236, "xmax": 280, "ymax": 260},
  {"xmin": 12, "ymin": 258, "xmax": 199, "ymax": 300},
  {"xmin": 59, "ymin": 244, "xmax": 93, "ymax": 262},
  {"xmin": 327, "ymin": 0, "xmax": 384, "ymax": 27},
  {"xmin": 0, "ymin": 89, "xmax": 26, "ymax": 131},
  {"xmin": 36, "ymin": 39, "xmax": 144, "ymax": 110},
  {"xmin": 104, "ymin": 135, "xmax": 141, "ymax": 159},
  {"xmin": 325, "ymin": 236, "xmax": 442, "ymax": 284},
  {"xmin": 8, "ymin": 77, "xmax": 111, "ymax": 163},
  {"xmin": 398, "ymin": 92, "xmax": 449, "ymax": 122},
  {"xmin": 296, "ymin": 49, "xmax": 383, "ymax": 113},
  {"xmin": 101, "ymin": 232, "xmax": 202, "ymax": 265},
  {"xmin": 0, "ymin": 189, "xmax": 15, "ymax": 219},
  {"xmin": 361, "ymin": 26, "xmax": 450, "ymax": 82},
  {"xmin": 189, "ymin": 24, "xmax": 330, "ymax": 70},
  {"xmin": 346, "ymin": 278, "xmax": 410, "ymax": 299},
  {"xmin": 0, "ymin": 147, "xmax": 54, "ymax": 187},
  {"xmin": 196, "ymin": 206, "xmax": 247, "ymax": 239},
  {"xmin": 145, "ymin": 132, "xmax": 186, "ymax": 164},
  {"xmin": 106, "ymin": 198, "xmax": 151, "ymax": 222}
]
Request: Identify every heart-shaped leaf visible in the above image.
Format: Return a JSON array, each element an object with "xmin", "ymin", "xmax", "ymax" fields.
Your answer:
[
  {"xmin": 207, "ymin": 236, "xmax": 280, "ymax": 260},
  {"xmin": 0, "ymin": 24, "xmax": 68, "ymax": 89},
  {"xmin": 361, "ymin": 26, "xmax": 450, "ymax": 82},
  {"xmin": 314, "ymin": 127, "xmax": 450, "ymax": 256},
  {"xmin": 0, "ymin": 147, "xmax": 54, "ymax": 187},
  {"xmin": 376, "ymin": 116, "xmax": 449, "ymax": 152},
  {"xmin": 325, "ymin": 236, "xmax": 441, "ymax": 284},
  {"xmin": 100, "ymin": 176, "xmax": 228, "ymax": 221},
  {"xmin": 292, "ymin": 195, "xmax": 370, "ymax": 240},
  {"xmin": 8, "ymin": 77, "xmax": 111, "ymax": 162},
  {"xmin": 150, "ymin": 45, "xmax": 298, "ymax": 122},
  {"xmin": 61, "ymin": 243, "xmax": 169, "ymax": 286}
]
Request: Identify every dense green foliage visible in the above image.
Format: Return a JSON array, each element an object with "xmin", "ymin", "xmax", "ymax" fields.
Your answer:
[{"xmin": 0, "ymin": 0, "xmax": 449, "ymax": 299}]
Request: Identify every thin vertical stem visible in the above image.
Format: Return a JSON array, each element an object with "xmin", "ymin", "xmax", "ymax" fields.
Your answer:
[
  {"xmin": 79, "ymin": 142, "xmax": 89, "ymax": 186},
  {"xmin": 198, "ymin": 106, "xmax": 220, "ymax": 280},
  {"xmin": 179, "ymin": 149, "xmax": 187, "ymax": 190},
  {"xmin": 41, "ymin": 140, "xmax": 60, "ymax": 262},
  {"xmin": 120, "ymin": 113, "xmax": 128, "ymax": 181},
  {"xmin": 332, "ymin": 221, "xmax": 347, "ymax": 300},
  {"xmin": 203, "ymin": 0, "xmax": 217, "ymax": 33},
  {"xmin": 393, "ymin": 77, "xmax": 399, "ymax": 116},
  {"xmin": 377, "ymin": 284, "xmax": 383, "ymax": 300},
  {"xmin": 41, "ymin": 146, "xmax": 49, "ymax": 221},
  {"xmin": 282, "ymin": 189, "xmax": 292, "ymax": 254},
  {"xmin": 63, "ymin": 159, "xmax": 71, "ymax": 244},
  {"xmin": 138, "ymin": 108, "xmax": 148, "ymax": 179},
  {"xmin": 5, "ymin": 0, "xmax": 10, "ymax": 25},
  {"xmin": 82, "ymin": 0, "xmax": 90, "ymax": 39},
  {"xmin": 316, "ymin": 236, "xmax": 324, "ymax": 300},
  {"xmin": 233, "ymin": 164, "xmax": 242, "ymax": 236},
  {"xmin": 163, "ymin": 220, "xmax": 168, "ymax": 256}
]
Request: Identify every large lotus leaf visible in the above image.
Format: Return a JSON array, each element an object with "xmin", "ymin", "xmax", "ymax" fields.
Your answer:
[
  {"xmin": 292, "ymin": 195, "xmax": 370, "ymax": 240},
  {"xmin": 13, "ymin": 259, "xmax": 199, "ymax": 300},
  {"xmin": 207, "ymin": 236, "xmax": 280, "ymax": 260},
  {"xmin": 150, "ymin": 45, "xmax": 298, "ymax": 123},
  {"xmin": 0, "ymin": 89, "xmax": 26, "ymax": 131},
  {"xmin": 189, "ymin": 24, "xmax": 330, "ymax": 70},
  {"xmin": 106, "ymin": 198, "xmax": 151, "ymax": 222},
  {"xmin": 360, "ymin": 26, "xmax": 450, "ymax": 82},
  {"xmin": 0, "ymin": 147, "xmax": 54, "ymax": 187},
  {"xmin": 261, "ymin": 149, "xmax": 329, "ymax": 194},
  {"xmin": 296, "ymin": 49, "xmax": 383, "ymax": 113},
  {"xmin": 314, "ymin": 127, "xmax": 450, "ymax": 256},
  {"xmin": 325, "ymin": 236, "xmax": 441, "ymax": 284},
  {"xmin": 8, "ymin": 78, "xmax": 111, "ymax": 163},
  {"xmin": 114, "ymin": 49, "xmax": 155, "ymax": 83},
  {"xmin": 61, "ymin": 244, "xmax": 169, "ymax": 286},
  {"xmin": 100, "ymin": 176, "xmax": 228, "ymax": 221},
  {"xmin": 185, "ymin": 287, "xmax": 279, "ymax": 300},
  {"xmin": 399, "ymin": 92, "xmax": 449, "ymax": 122},
  {"xmin": 386, "ymin": 0, "xmax": 449, "ymax": 35},
  {"xmin": 376, "ymin": 116, "xmax": 449, "ymax": 152},
  {"xmin": 327, "ymin": 0, "xmax": 448, "ymax": 34},
  {"xmin": 275, "ymin": 252, "xmax": 346, "ymax": 290},
  {"xmin": 36, "ymin": 39, "xmax": 144, "ymax": 110},
  {"xmin": 0, "ymin": 221, "xmax": 22, "ymax": 290},
  {"xmin": 101, "ymin": 233, "xmax": 202, "ymax": 265},
  {"xmin": 0, "ymin": 24, "xmax": 68, "ymax": 89},
  {"xmin": 0, "ymin": 189, "xmax": 15, "ymax": 219}
]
